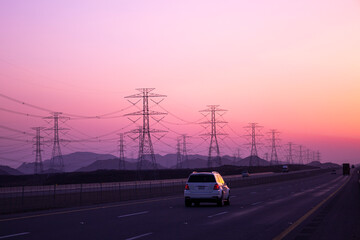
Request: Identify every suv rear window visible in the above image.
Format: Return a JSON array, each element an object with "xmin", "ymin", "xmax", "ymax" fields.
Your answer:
[{"xmin": 188, "ymin": 174, "xmax": 216, "ymax": 182}]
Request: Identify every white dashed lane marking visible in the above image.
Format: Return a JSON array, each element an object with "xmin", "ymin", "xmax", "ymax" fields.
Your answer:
[
  {"xmin": 125, "ymin": 232, "xmax": 153, "ymax": 240},
  {"xmin": 118, "ymin": 211, "xmax": 149, "ymax": 218},
  {"xmin": 0, "ymin": 232, "xmax": 30, "ymax": 239},
  {"xmin": 208, "ymin": 211, "xmax": 228, "ymax": 218}
]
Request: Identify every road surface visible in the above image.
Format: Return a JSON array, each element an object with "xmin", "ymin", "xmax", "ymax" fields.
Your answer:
[{"xmin": 0, "ymin": 169, "xmax": 358, "ymax": 240}]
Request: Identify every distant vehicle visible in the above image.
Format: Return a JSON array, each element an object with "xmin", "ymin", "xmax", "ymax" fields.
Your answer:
[
  {"xmin": 343, "ymin": 163, "xmax": 350, "ymax": 175},
  {"xmin": 352, "ymin": 165, "xmax": 355, "ymax": 168},
  {"xmin": 242, "ymin": 170, "xmax": 250, "ymax": 177},
  {"xmin": 282, "ymin": 165, "xmax": 289, "ymax": 172},
  {"xmin": 331, "ymin": 169, "xmax": 336, "ymax": 174},
  {"xmin": 184, "ymin": 171, "xmax": 230, "ymax": 207}
]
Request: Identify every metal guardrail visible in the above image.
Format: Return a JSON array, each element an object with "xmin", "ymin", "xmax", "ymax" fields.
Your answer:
[{"xmin": 0, "ymin": 171, "xmax": 273, "ymax": 196}]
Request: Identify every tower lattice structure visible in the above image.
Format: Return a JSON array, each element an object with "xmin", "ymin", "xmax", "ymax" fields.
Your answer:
[
  {"xmin": 118, "ymin": 133, "xmax": 125, "ymax": 170},
  {"xmin": 316, "ymin": 151, "xmax": 321, "ymax": 162},
  {"xmin": 44, "ymin": 112, "xmax": 69, "ymax": 172},
  {"xmin": 244, "ymin": 123, "xmax": 263, "ymax": 167},
  {"xmin": 200, "ymin": 105, "xmax": 227, "ymax": 168},
  {"xmin": 306, "ymin": 149, "xmax": 311, "ymax": 164},
  {"xmin": 312, "ymin": 151, "xmax": 316, "ymax": 162},
  {"xmin": 136, "ymin": 126, "xmax": 143, "ymax": 170},
  {"xmin": 268, "ymin": 129, "xmax": 280, "ymax": 165},
  {"xmin": 125, "ymin": 88, "xmax": 167, "ymax": 171},
  {"xmin": 236, "ymin": 148, "xmax": 242, "ymax": 164},
  {"xmin": 176, "ymin": 137, "xmax": 182, "ymax": 168},
  {"xmin": 32, "ymin": 127, "xmax": 44, "ymax": 174},
  {"xmin": 182, "ymin": 134, "xmax": 190, "ymax": 168},
  {"xmin": 298, "ymin": 145, "xmax": 303, "ymax": 165},
  {"xmin": 287, "ymin": 142, "xmax": 294, "ymax": 164}
]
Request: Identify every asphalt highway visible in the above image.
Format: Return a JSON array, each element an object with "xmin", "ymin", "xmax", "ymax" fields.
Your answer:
[
  {"xmin": 283, "ymin": 169, "xmax": 360, "ymax": 240},
  {"xmin": 0, "ymin": 170, "xmax": 357, "ymax": 240}
]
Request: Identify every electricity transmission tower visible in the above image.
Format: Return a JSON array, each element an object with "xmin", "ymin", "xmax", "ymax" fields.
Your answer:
[
  {"xmin": 32, "ymin": 127, "xmax": 44, "ymax": 174},
  {"xmin": 118, "ymin": 133, "xmax": 125, "ymax": 170},
  {"xmin": 182, "ymin": 134, "xmax": 190, "ymax": 168},
  {"xmin": 200, "ymin": 105, "xmax": 227, "ymax": 168},
  {"xmin": 306, "ymin": 149, "xmax": 311, "ymax": 164},
  {"xmin": 125, "ymin": 88, "xmax": 167, "ymax": 171},
  {"xmin": 136, "ymin": 126, "xmax": 143, "ymax": 170},
  {"xmin": 287, "ymin": 142, "xmax": 294, "ymax": 164},
  {"xmin": 235, "ymin": 148, "xmax": 242, "ymax": 164},
  {"xmin": 268, "ymin": 129, "xmax": 280, "ymax": 165},
  {"xmin": 316, "ymin": 151, "xmax": 321, "ymax": 162},
  {"xmin": 244, "ymin": 123, "xmax": 263, "ymax": 167},
  {"xmin": 44, "ymin": 112, "xmax": 69, "ymax": 172},
  {"xmin": 298, "ymin": 145, "xmax": 303, "ymax": 165},
  {"xmin": 233, "ymin": 148, "xmax": 242, "ymax": 165},
  {"xmin": 176, "ymin": 137, "xmax": 182, "ymax": 168}
]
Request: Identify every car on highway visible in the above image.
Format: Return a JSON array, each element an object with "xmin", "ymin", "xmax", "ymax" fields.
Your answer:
[
  {"xmin": 242, "ymin": 170, "xmax": 250, "ymax": 177},
  {"xmin": 343, "ymin": 163, "xmax": 350, "ymax": 175},
  {"xmin": 282, "ymin": 165, "xmax": 289, "ymax": 172},
  {"xmin": 184, "ymin": 171, "xmax": 230, "ymax": 207}
]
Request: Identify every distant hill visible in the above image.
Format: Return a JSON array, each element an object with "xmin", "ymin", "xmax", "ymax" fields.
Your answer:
[
  {"xmin": 237, "ymin": 156, "xmax": 269, "ymax": 166},
  {"xmin": 155, "ymin": 154, "xmax": 207, "ymax": 168},
  {"xmin": 42, "ymin": 168, "xmax": 62, "ymax": 174},
  {"xmin": 76, "ymin": 157, "xmax": 166, "ymax": 172},
  {"xmin": 307, "ymin": 161, "xmax": 341, "ymax": 168},
  {"xmin": 11, "ymin": 151, "xmax": 274, "ymax": 174},
  {"xmin": 176, "ymin": 158, "xmax": 207, "ymax": 169},
  {"xmin": 170, "ymin": 155, "xmax": 269, "ymax": 169},
  {"xmin": 0, "ymin": 165, "xmax": 23, "ymax": 175},
  {"xmin": 17, "ymin": 152, "xmax": 117, "ymax": 174}
]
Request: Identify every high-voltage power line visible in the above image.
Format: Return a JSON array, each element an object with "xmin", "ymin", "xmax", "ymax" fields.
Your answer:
[
  {"xmin": 199, "ymin": 105, "xmax": 227, "ymax": 168},
  {"xmin": 44, "ymin": 112, "xmax": 69, "ymax": 172},
  {"xmin": 125, "ymin": 88, "xmax": 167, "ymax": 171},
  {"xmin": 244, "ymin": 123, "xmax": 263, "ymax": 166}
]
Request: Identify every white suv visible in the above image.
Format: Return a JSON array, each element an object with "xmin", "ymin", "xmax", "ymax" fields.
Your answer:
[{"xmin": 184, "ymin": 171, "xmax": 230, "ymax": 207}]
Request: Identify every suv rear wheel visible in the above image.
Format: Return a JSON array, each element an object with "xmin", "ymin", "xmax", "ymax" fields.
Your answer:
[
  {"xmin": 185, "ymin": 199, "xmax": 192, "ymax": 207},
  {"xmin": 224, "ymin": 196, "xmax": 230, "ymax": 206},
  {"xmin": 217, "ymin": 195, "xmax": 223, "ymax": 207}
]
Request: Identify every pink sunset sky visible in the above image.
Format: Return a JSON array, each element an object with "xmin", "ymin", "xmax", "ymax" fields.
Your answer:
[{"xmin": 0, "ymin": 0, "xmax": 360, "ymax": 167}]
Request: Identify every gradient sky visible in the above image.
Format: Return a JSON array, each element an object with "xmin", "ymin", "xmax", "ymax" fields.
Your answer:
[{"xmin": 1, "ymin": 0, "xmax": 360, "ymax": 167}]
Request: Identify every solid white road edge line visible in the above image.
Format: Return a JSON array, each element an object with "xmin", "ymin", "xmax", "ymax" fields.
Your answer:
[
  {"xmin": 125, "ymin": 232, "xmax": 153, "ymax": 240},
  {"xmin": 118, "ymin": 211, "xmax": 149, "ymax": 218}
]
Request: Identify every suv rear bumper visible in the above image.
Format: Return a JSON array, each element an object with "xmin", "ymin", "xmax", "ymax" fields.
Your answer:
[
  {"xmin": 185, "ymin": 196, "xmax": 221, "ymax": 203},
  {"xmin": 184, "ymin": 190, "xmax": 222, "ymax": 202}
]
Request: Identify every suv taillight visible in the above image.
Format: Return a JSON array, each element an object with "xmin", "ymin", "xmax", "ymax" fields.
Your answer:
[
  {"xmin": 213, "ymin": 184, "xmax": 220, "ymax": 190},
  {"xmin": 185, "ymin": 184, "xmax": 189, "ymax": 190}
]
